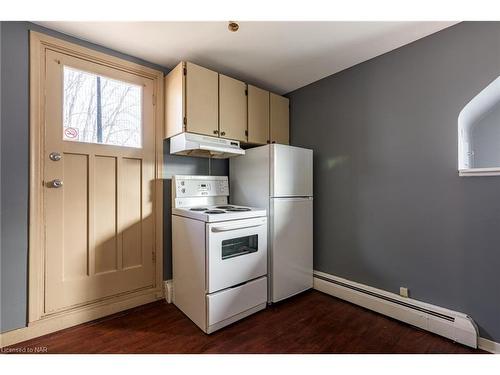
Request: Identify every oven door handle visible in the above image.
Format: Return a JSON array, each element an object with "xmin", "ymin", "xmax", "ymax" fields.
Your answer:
[{"xmin": 211, "ymin": 223, "xmax": 264, "ymax": 233}]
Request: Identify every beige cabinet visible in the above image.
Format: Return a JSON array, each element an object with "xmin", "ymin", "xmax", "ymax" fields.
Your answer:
[
  {"xmin": 164, "ymin": 61, "xmax": 219, "ymax": 138},
  {"xmin": 247, "ymin": 85, "xmax": 270, "ymax": 145},
  {"xmin": 270, "ymin": 93, "xmax": 290, "ymax": 145},
  {"xmin": 219, "ymin": 74, "xmax": 247, "ymax": 142},
  {"xmin": 164, "ymin": 61, "xmax": 290, "ymax": 147}
]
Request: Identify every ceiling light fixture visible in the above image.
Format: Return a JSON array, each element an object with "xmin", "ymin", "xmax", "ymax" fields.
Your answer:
[{"xmin": 228, "ymin": 21, "xmax": 239, "ymax": 32}]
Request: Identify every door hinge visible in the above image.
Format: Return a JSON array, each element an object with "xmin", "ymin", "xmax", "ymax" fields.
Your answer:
[
  {"xmin": 245, "ymin": 130, "xmax": 248, "ymax": 137},
  {"xmin": 152, "ymin": 251, "xmax": 156, "ymax": 263},
  {"xmin": 152, "ymin": 94, "xmax": 156, "ymax": 106},
  {"xmin": 183, "ymin": 116, "xmax": 187, "ymax": 126},
  {"xmin": 245, "ymin": 88, "xmax": 248, "ymax": 96},
  {"xmin": 183, "ymin": 67, "xmax": 187, "ymax": 76}
]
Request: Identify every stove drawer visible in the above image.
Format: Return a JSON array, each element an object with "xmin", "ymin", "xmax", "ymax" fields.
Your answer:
[
  {"xmin": 207, "ymin": 217, "xmax": 267, "ymax": 293},
  {"xmin": 207, "ymin": 276, "xmax": 267, "ymax": 326}
]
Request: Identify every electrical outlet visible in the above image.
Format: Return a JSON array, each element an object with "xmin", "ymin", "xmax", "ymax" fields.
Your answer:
[{"xmin": 400, "ymin": 287, "xmax": 409, "ymax": 298}]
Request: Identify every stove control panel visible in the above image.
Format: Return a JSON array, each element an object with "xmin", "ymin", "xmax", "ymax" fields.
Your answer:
[{"xmin": 173, "ymin": 175, "xmax": 229, "ymax": 198}]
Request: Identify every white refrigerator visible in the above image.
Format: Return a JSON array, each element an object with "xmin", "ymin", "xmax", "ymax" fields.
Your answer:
[{"xmin": 230, "ymin": 144, "xmax": 313, "ymax": 303}]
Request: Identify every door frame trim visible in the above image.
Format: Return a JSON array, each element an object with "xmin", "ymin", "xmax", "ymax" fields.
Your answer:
[{"xmin": 29, "ymin": 31, "xmax": 164, "ymax": 323}]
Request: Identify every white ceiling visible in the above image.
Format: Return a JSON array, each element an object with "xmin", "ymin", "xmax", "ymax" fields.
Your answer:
[{"xmin": 36, "ymin": 21, "xmax": 457, "ymax": 94}]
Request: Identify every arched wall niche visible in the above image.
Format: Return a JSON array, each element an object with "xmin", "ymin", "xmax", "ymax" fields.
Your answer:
[{"xmin": 459, "ymin": 76, "xmax": 500, "ymax": 176}]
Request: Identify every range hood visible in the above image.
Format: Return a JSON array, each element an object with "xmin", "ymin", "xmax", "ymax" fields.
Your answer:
[{"xmin": 170, "ymin": 133, "xmax": 245, "ymax": 159}]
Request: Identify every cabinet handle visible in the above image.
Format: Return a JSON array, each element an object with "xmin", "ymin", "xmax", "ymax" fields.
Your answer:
[
  {"xmin": 272, "ymin": 141, "xmax": 276, "ymax": 144},
  {"xmin": 267, "ymin": 140, "xmax": 270, "ymax": 144},
  {"xmin": 220, "ymin": 131, "xmax": 226, "ymax": 136},
  {"xmin": 213, "ymin": 130, "xmax": 219, "ymax": 135}
]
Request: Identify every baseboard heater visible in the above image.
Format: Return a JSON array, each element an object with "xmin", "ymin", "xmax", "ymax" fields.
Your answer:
[{"xmin": 313, "ymin": 271, "xmax": 478, "ymax": 348}]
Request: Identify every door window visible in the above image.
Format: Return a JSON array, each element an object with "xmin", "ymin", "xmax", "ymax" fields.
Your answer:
[
  {"xmin": 63, "ymin": 66, "xmax": 143, "ymax": 148},
  {"xmin": 222, "ymin": 235, "xmax": 258, "ymax": 260}
]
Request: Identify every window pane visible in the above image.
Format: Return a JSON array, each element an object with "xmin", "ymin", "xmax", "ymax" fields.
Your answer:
[
  {"xmin": 63, "ymin": 66, "xmax": 142, "ymax": 148},
  {"xmin": 221, "ymin": 235, "xmax": 258, "ymax": 260}
]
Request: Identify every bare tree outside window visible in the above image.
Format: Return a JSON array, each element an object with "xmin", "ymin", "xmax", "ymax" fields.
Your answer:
[{"xmin": 63, "ymin": 66, "xmax": 142, "ymax": 148}]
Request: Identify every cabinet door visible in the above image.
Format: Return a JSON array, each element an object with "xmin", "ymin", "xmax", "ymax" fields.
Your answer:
[
  {"xmin": 164, "ymin": 62, "xmax": 185, "ymax": 139},
  {"xmin": 185, "ymin": 62, "xmax": 219, "ymax": 136},
  {"xmin": 248, "ymin": 85, "xmax": 270, "ymax": 145},
  {"xmin": 219, "ymin": 74, "xmax": 247, "ymax": 142},
  {"xmin": 270, "ymin": 93, "xmax": 289, "ymax": 145}
]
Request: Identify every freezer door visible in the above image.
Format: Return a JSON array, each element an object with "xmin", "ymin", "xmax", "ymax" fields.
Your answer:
[
  {"xmin": 270, "ymin": 197, "xmax": 313, "ymax": 302},
  {"xmin": 271, "ymin": 144, "xmax": 313, "ymax": 197}
]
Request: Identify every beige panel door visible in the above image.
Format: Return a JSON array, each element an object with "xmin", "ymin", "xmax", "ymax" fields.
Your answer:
[
  {"xmin": 219, "ymin": 74, "xmax": 247, "ymax": 142},
  {"xmin": 247, "ymin": 85, "xmax": 270, "ymax": 145},
  {"xmin": 44, "ymin": 50, "xmax": 156, "ymax": 313},
  {"xmin": 270, "ymin": 93, "xmax": 290, "ymax": 145},
  {"xmin": 185, "ymin": 62, "xmax": 219, "ymax": 137}
]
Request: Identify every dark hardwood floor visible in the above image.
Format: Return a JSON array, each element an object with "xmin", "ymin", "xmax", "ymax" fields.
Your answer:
[{"xmin": 5, "ymin": 290, "xmax": 484, "ymax": 354}]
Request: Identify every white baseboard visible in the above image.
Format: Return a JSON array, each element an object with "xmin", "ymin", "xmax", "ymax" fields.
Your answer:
[
  {"xmin": 478, "ymin": 337, "xmax": 500, "ymax": 354},
  {"xmin": 313, "ymin": 270, "xmax": 479, "ymax": 349},
  {"xmin": 164, "ymin": 280, "xmax": 173, "ymax": 303}
]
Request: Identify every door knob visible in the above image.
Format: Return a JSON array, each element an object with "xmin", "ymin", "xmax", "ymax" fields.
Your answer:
[
  {"xmin": 213, "ymin": 130, "xmax": 219, "ymax": 135},
  {"xmin": 220, "ymin": 131, "xmax": 226, "ymax": 136},
  {"xmin": 49, "ymin": 152, "xmax": 62, "ymax": 161},
  {"xmin": 51, "ymin": 179, "xmax": 63, "ymax": 188}
]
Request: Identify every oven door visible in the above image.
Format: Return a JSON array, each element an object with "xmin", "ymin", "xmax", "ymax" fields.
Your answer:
[{"xmin": 206, "ymin": 217, "xmax": 267, "ymax": 293}]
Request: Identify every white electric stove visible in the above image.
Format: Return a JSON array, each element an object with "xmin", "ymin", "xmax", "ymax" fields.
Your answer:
[{"xmin": 171, "ymin": 175, "xmax": 268, "ymax": 334}]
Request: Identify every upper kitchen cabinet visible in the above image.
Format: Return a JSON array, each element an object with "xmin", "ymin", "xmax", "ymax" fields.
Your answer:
[
  {"xmin": 247, "ymin": 85, "xmax": 270, "ymax": 145},
  {"xmin": 164, "ymin": 61, "xmax": 290, "ymax": 148},
  {"xmin": 219, "ymin": 74, "xmax": 247, "ymax": 142},
  {"xmin": 270, "ymin": 93, "xmax": 290, "ymax": 145},
  {"xmin": 164, "ymin": 61, "xmax": 219, "ymax": 138}
]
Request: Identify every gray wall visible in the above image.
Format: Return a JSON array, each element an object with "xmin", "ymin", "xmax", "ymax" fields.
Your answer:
[
  {"xmin": 288, "ymin": 21, "xmax": 500, "ymax": 341},
  {"xmin": 1, "ymin": 21, "xmax": 30, "ymax": 334},
  {"xmin": 0, "ymin": 21, "xmax": 227, "ymax": 332}
]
